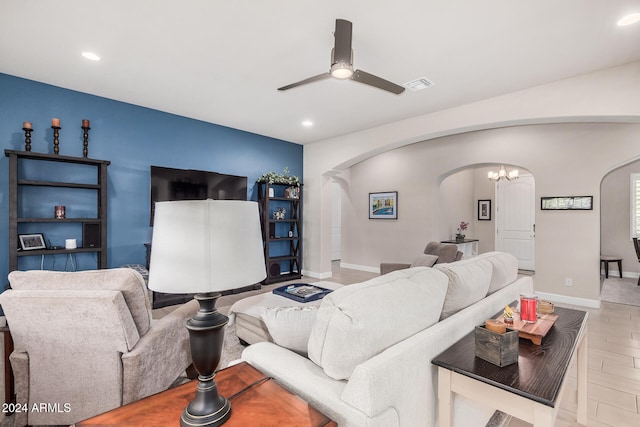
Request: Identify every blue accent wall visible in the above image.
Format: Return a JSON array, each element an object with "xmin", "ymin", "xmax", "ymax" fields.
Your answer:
[{"xmin": 0, "ymin": 73, "xmax": 303, "ymax": 286}]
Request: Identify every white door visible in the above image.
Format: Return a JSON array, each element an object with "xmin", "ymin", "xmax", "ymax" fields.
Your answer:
[{"xmin": 496, "ymin": 174, "xmax": 535, "ymax": 270}]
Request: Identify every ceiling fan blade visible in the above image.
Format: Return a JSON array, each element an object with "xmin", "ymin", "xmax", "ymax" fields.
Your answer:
[
  {"xmin": 278, "ymin": 73, "xmax": 331, "ymax": 91},
  {"xmin": 333, "ymin": 19, "xmax": 353, "ymax": 65},
  {"xmin": 351, "ymin": 70, "xmax": 405, "ymax": 94}
]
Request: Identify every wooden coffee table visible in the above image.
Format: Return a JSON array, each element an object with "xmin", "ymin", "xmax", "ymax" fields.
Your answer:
[
  {"xmin": 76, "ymin": 361, "xmax": 336, "ymax": 426},
  {"xmin": 432, "ymin": 305, "xmax": 588, "ymax": 427}
]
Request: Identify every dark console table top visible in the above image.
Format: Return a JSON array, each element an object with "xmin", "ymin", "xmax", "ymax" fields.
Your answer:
[{"xmin": 432, "ymin": 305, "xmax": 587, "ymax": 407}]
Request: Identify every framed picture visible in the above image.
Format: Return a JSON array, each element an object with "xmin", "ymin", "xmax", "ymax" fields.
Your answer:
[
  {"xmin": 369, "ymin": 191, "xmax": 398, "ymax": 219},
  {"xmin": 541, "ymin": 196, "xmax": 593, "ymax": 210},
  {"xmin": 18, "ymin": 233, "xmax": 46, "ymax": 251},
  {"xmin": 478, "ymin": 199, "xmax": 491, "ymax": 220}
]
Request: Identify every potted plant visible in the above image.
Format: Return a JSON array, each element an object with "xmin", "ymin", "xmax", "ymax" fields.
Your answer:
[
  {"xmin": 455, "ymin": 221, "xmax": 468, "ymax": 242},
  {"xmin": 256, "ymin": 167, "xmax": 300, "ymax": 186}
]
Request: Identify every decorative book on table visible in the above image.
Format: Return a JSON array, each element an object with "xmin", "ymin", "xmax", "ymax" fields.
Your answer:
[{"xmin": 273, "ymin": 283, "xmax": 333, "ymax": 303}]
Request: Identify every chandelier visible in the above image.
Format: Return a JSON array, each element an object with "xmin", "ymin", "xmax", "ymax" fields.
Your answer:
[{"xmin": 488, "ymin": 166, "xmax": 519, "ymax": 181}]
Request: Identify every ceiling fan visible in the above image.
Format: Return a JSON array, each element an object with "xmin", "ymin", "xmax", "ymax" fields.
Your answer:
[{"xmin": 278, "ymin": 19, "xmax": 405, "ymax": 95}]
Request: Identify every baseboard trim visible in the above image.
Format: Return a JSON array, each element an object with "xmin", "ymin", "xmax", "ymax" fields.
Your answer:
[
  {"xmin": 302, "ymin": 269, "xmax": 333, "ymax": 279},
  {"xmin": 535, "ymin": 291, "xmax": 601, "ymax": 309},
  {"xmin": 339, "ymin": 262, "xmax": 380, "ymax": 274},
  {"xmin": 600, "ymin": 270, "xmax": 639, "ymax": 280}
]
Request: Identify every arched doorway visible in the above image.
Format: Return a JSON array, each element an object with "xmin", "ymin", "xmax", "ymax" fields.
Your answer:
[{"xmin": 439, "ymin": 164, "xmax": 535, "ymax": 269}]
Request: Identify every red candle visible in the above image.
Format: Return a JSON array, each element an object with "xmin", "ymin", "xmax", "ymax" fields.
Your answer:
[
  {"xmin": 22, "ymin": 121, "xmax": 32, "ymax": 130},
  {"xmin": 51, "ymin": 118, "xmax": 60, "ymax": 127},
  {"xmin": 82, "ymin": 119, "xmax": 90, "ymax": 127},
  {"xmin": 520, "ymin": 294, "xmax": 538, "ymax": 323}
]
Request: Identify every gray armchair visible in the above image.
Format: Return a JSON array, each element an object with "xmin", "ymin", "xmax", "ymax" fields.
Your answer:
[
  {"xmin": 380, "ymin": 241, "xmax": 463, "ymax": 275},
  {"xmin": 0, "ymin": 268, "xmax": 198, "ymax": 426}
]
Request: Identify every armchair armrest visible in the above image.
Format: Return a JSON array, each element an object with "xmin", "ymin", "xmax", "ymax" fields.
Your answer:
[
  {"xmin": 121, "ymin": 299, "xmax": 199, "ymax": 403},
  {"xmin": 380, "ymin": 262, "xmax": 411, "ymax": 275}
]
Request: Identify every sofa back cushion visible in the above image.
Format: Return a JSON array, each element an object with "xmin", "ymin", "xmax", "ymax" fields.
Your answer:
[
  {"xmin": 434, "ymin": 258, "xmax": 492, "ymax": 320},
  {"xmin": 475, "ymin": 252, "xmax": 519, "ymax": 294},
  {"xmin": 8, "ymin": 268, "xmax": 152, "ymax": 335},
  {"xmin": 307, "ymin": 267, "xmax": 449, "ymax": 380}
]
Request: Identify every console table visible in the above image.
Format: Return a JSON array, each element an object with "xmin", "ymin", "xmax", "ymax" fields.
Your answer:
[
  {"xmin": 76, "ymin": 362, "xmax": 336, "ymax": 426},
  {"xmin": 432, "ymin": 305, "xmax": 588, "ymax": 426}
]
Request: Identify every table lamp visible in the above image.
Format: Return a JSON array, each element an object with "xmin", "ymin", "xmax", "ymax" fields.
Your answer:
[{"xmin": 148, "ymin": 200, "xmax": 266, "ymax": 427}]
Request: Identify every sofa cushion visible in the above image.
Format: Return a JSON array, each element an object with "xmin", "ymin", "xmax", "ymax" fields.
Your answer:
[
  {"xmin": 475, "ymin": 252, "xmax": 519, "ymax": 295},
  {"xmin": 307, "ymin": 267, "xmax": 449, "ymax": 380},
  {"xmin": 410, "ymin": 254, "xmax": 439, "ymax": 268},
  {"xmin": 261, "ymin": 306, "xmax": 318, "ymax": 355},
  {"xmin": 435, "ymin": 258, "xmax": 492, "ymax": 319},
  {"xmin": 8, "ymin": 268, "xmax": 152, "ymax": 335}
]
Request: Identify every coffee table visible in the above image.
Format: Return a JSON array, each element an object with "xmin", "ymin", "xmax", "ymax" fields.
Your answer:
[
  {"xmin": 432, "ymin": 305, "xmax": 588, "ymax": 427},
  {"xmin": 76, "ymin": 361, "xmax": 336, "ymax": 426}
]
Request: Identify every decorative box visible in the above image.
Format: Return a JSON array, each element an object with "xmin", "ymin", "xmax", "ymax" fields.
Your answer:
[{"xmin": 474, "ymin": 325, "xmax": 519, "ymax": 367}]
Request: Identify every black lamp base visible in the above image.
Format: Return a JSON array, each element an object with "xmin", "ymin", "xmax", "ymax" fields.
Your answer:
[{"xmin": 181, "ymin": 292, "xmax": 232, "ymax": 427}]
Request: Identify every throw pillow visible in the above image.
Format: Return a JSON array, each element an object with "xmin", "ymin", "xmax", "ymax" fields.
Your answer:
[
  {"xmin": 410, "ymin": 254, "xmax": 439, "ymax": 268},
  {"xmin": 261, "ymin": 306, "xmax": 319, "ymax": 355}
]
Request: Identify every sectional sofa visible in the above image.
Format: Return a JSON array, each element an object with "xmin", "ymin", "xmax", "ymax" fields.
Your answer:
[{"xmin": 242, "ymin": 252, "xmax": 533, "ymax": 427}]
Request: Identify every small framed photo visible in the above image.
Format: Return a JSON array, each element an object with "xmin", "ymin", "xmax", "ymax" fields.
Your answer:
[
  {"xmin": 369, "ymin": 191, "xmax": 398, "ymax": 220},
  {"xmin": 18, "ymin": 233, "xmax": 46, "ymax": 251},
  {"xmin": 478, "ymin": 199, "xmax": 491, "ymax": 221}
]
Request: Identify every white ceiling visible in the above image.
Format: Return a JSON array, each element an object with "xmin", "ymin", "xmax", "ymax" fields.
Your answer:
[{"xmin": 2, "ymin": 1, "xmax": 640, "ymax": 145}]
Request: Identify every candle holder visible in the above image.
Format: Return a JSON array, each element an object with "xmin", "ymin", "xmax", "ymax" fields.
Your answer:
[
  {"xmin": 81, "ymin": 124, "xmax": 90, "ymax": 158},
  {"xmin": 22, "ymin": 127, "xmax": 33, "ymax": 152},
  {"xmin": 51, "ymin": 125, "xmax": 61, "ymax": 155}
]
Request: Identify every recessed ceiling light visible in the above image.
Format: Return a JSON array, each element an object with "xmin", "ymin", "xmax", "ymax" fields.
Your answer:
[
  {"xmin": 302, "ymin": 120, "xmax": 313, "ymax": 127},
  {"xmin": 617, "ymin": 13, "xmax": 640, "ymax": 26},
  {"xmin": 82, "ymin": 52, "xmax": 101, "ymax": 61}
]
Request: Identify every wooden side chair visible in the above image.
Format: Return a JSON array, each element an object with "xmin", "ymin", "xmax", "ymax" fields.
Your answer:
[{"xmin": 633, "ymin": 238, "xmax": 640, "ymax": 286}]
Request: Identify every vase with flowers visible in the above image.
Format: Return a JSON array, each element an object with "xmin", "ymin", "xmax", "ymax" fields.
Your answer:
[{"xmin": 455, "ymin": 221, "xmax": 468, "ymax": 242}]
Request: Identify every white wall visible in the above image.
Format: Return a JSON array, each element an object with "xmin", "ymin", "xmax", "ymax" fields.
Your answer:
[{"xmin": 302, "ymin": 61, "xmax": 640, "ymax": 305}]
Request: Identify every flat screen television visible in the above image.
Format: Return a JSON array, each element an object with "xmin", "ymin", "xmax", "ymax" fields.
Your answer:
[{"xmin": 150, "ymin": 166, "xmax": 247, "ymax": 226}]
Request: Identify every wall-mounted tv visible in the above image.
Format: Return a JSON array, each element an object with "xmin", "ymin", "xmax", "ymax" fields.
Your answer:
[{"xmin": 150, "ymin": 166, "xmax": 247, "ymax": 226}]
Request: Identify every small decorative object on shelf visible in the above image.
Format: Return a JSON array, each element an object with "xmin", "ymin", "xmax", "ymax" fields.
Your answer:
[
  {"xmin": 22, "ymin": 122, "xmax": 33, "ymax": 151},
  {"xmin": 273, "ymin": 207, "xmax": 286, "ymax": 220},
  {"xmin": 81, "ymin": 119, "xmax": 90, "ymax": 158},
  {"xmin": 455, "ymin": 221, "xmax": 468, "ymax": 242},
  {"xmin": 284, "ymin": 186, "xmax": 299, "ymax": 199},
  {"xmin": 51, "ymin": 118, "xmax": 61, "ymax": 155},
  {"xmin": 54, "ymin": 205, "xmax": 66, "ymax": 219}
]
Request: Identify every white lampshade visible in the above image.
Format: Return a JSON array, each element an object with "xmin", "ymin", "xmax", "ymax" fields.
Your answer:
[{"xmin": 148, "ymin": 200, "xmax": 266, "ymax": 294}]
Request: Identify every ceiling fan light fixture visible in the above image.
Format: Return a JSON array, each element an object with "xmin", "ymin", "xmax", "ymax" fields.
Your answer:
[{"xmin": 330, "ymin": 63, "xmax": 354, "ymax": 79}]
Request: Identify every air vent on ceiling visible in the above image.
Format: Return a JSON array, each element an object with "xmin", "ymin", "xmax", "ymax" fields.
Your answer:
[{"xmin": 403, "ymin": 77, "xmax": 435, "ymax": 92}]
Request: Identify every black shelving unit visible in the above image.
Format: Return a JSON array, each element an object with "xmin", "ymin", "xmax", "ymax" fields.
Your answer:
[
  {"xmin": 5, "ymin": 150, "xmax": 110, "ymax": 272},
  {"xmin": 257, "ymin": 182, "xmax": 302, "ymax": 284}
]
